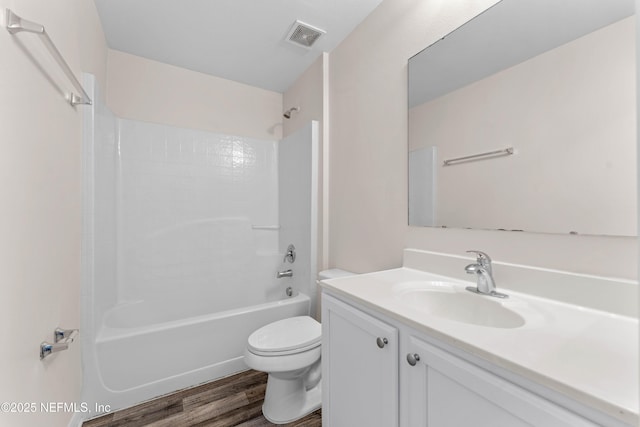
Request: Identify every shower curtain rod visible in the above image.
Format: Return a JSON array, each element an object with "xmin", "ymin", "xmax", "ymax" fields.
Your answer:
[{"xmin": 5, "ymin": 9, "xmax": 92, "ymax": 106}]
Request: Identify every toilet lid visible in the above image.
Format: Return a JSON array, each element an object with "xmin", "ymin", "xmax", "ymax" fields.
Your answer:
[{"xmin": 248, "ymin": 316, "xmax": 321, "ymax": 354}]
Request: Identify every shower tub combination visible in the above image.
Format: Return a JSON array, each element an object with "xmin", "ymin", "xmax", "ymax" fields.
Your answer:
[
  {"xmin": 94, "ymin": 293, "xmax": 309, "ymax": 411},
  {"xmin": 81, "ymin": 74, "xmax": 319, "ymax": 415}
]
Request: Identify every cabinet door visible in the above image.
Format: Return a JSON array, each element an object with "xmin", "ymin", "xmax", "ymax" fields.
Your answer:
[
  {"xmin": 404, "ymin": 336, "xmax": 598, "ymax": 427},
  {"xmin": 322, "ymin": 294, "xmax": 399, "ymax": 427}
]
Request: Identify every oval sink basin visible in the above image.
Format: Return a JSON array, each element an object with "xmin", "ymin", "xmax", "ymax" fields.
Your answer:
[{"xmin": 392, "ymin": 281, "xmax": 525, "ymax": 329}]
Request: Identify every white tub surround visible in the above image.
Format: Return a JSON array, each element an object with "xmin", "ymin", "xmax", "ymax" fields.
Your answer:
[
  {"xmin": 81, "ymin": 75, "xmax": 320, "ymax": 416},
  {"xmin": 319, "ymin": 250, "xmax": 638, "ymax": 426}
]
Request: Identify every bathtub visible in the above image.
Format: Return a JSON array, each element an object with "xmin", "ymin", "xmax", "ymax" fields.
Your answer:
[{"xmin": 90, "ymin": 292, "xmax": 310, "ymax": 413}]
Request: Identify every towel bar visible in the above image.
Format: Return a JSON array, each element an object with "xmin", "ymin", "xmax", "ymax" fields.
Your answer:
[
  {"xmin": 443, "ymin": 147, "xmax": 514, "ymax": 166},
  {"xmin": 6, "ymin": 9, "xmax": 92, "ymax": 106}
]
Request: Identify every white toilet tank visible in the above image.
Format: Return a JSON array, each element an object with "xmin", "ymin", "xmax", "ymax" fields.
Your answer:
[
  {"xmin": 317, "ymin": 269, "xmax": 356, "ymax": 281},
  {"xmin": 316, "ymin": 269, "xmax": 356, "ymax": 320}
]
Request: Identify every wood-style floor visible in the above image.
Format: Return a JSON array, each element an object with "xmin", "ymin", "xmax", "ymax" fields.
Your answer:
[{"xmin": 82, "ymin": 370, "xmax": 321, "ymax": 427}]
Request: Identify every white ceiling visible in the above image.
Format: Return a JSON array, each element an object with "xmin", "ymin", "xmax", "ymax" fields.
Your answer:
[{"xmin": 93, "ymin": 0, "xmax": 383, "ymax": 93}]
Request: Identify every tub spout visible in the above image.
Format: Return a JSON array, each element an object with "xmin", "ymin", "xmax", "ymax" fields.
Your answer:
[{"xmin": 276, "ymin": 269, "xmax": 293, "ymax": 279}]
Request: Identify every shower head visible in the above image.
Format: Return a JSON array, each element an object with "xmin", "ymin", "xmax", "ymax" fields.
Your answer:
[{"xmin": 283, "ymin": 107, "xmax": 300, "ymax": 119}]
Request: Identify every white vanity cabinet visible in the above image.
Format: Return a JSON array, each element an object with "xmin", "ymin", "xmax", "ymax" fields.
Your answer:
[
  {"xmin": 403, "ymin": 335, "xmax": 598, "ymax": 427},
  {"xmin": 321, "ymin": 294, "xmax": 399, "ymax": 427},
  {"xmin": 322, "ymin": 291, "xmax": 619, "ymax": 427}
]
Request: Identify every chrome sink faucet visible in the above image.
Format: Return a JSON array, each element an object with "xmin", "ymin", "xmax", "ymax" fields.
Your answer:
[{"xmin": 464, "ymin": 250, "xmax": 508, "ymax": 298}]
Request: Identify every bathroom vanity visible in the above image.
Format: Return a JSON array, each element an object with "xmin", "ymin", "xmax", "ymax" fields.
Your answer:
[{"xmin": 319, "ymin": 250, "xmax": 638, "ymax": 427}]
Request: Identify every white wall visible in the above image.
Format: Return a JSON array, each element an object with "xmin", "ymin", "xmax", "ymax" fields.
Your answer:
[
  {"xmin": 329, "ymin": 0, "xmax": 638, "ymax": 280},
  {"xmin": 283, "ymin": 55, "xmax": 325, "ymax": 139},
  {"xmin": 0, "ymin": 1, "xmax": 107, "ymax": 426},
  {"xmin": 107, "ymin": 50, "xmax": 283, "ymax": 141},
  {"xmin": 409, "ymin": 17, "xmax": 636, "ymax": 236}
]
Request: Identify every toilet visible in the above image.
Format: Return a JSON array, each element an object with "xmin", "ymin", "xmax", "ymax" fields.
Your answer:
[{"xmin": 244, "ymin": 269, "xmax": 354, "ymax": 424}]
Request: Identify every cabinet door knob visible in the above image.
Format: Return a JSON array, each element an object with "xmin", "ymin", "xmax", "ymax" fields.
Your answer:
[
  {"xmin": 406, "ymin": 353, "xmax": 421, "ymax": 366},
  {"xmin": 376, "ymin": 337, "xmax": 388, "ymax": 348}
]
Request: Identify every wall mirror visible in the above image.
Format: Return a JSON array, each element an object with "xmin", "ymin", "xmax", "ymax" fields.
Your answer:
[{"xmin": 408, "ymin": 0, "xmax": 636, "ymax": 236}]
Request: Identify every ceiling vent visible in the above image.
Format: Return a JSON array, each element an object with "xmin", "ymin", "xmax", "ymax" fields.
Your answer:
[{"xmin": 285, "ymin": 20, "xmax": 326, "ymax": 49}]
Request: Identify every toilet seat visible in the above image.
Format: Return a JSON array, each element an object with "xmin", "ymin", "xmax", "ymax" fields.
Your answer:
[{"xmin": 248, "ymin": 316, "xmax": 321, "ymax": 356}]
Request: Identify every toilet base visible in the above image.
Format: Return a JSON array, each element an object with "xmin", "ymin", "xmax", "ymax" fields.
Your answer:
[{"xmin": 262, "ymin": 375, "xmax": 322, "ymax": 424}]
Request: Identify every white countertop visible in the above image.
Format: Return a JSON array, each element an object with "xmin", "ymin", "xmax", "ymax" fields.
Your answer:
[{"xmin": 320, "ymin": 267, "xmax": 639, "ymax": 426}]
